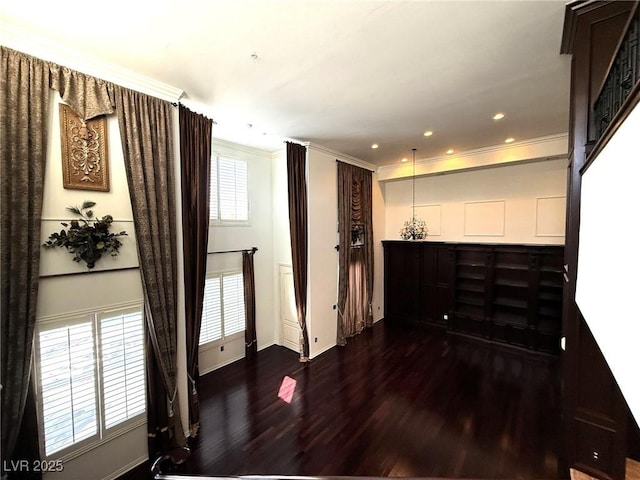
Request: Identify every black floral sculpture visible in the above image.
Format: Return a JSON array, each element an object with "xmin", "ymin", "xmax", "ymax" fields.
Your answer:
[{"xmin": 43, "ymin": 201, "xmax": 127, "ymax": 269}]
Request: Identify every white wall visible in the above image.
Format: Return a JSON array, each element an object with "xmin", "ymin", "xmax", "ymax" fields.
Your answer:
[
  {"xmin": 383, "ymin": 158, "xmax": 567, "ymax": 245},
  {"xmin": 198, "ymin": 139, "xmax": 276, "ymax": 374},
  {"xmin": 371, "ymin": 172, "xmax": 385, "ymax": 322},
  {"xmin": 38, "ymin": 92, "xmax": 147, "ymax": 480}
]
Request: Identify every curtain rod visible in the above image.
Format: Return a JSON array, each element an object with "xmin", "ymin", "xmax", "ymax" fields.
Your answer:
[
  {"xmin": 283, "ymin": 139, "xmax": 305, "ymax": 146},
  {"xmin": 208, "ymin": 247, "xmax": 258, "ymax": 255}
]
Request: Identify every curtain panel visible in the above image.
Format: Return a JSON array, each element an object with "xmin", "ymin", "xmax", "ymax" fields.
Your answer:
[
  {"xmin": 0, "ymin": 46, "xmax": 130, "ymax": 473},
  {"xmin": 243, "ymin": 249, "xmax": 258, "ymax": 360},
  {"xmin": 0, "ymin": 46, "xmax": 50, "ymax": 474},
  {"xmin": 179, "ymin": 105, "xmax": 212, "ymax": 437},
  {"xmin": 286, "ymin": 142, "xmax": 310, "ymax": 361},
  {"xmin": 111, "ymin": 85, "xmax": 186, "ymax": 453},
  {"xmin": 336, "ymin": 161, "xmax": 374, "ymax": 345},
  {"xmin": 2, "ymin": 46, "xmax": 187, "ymax": 466}
]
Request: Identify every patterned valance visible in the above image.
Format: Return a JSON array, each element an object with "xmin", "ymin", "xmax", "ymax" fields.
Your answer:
[
  {"xmin": 1, "ymin": 46, "xmax": 115, "ymax": 120},
  {"xmin": 50, "ymin": 64, "xmax": 114, "ymax": 120}
]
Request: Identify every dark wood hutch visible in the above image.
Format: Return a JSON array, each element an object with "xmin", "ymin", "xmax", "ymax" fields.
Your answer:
[{"xmin": 383, "ymin": 241, "xmax": 564, "ymax": 355}]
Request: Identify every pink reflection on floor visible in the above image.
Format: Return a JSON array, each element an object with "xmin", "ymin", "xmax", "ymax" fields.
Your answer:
[{"xmin": 278, "ymin": 375, "xmax": 297, "ymax": 403}]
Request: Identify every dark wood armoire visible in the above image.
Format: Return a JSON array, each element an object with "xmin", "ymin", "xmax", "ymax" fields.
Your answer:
[{"xmin": 561, "ymin": 2, "xmax": 638, "ymax": 479}]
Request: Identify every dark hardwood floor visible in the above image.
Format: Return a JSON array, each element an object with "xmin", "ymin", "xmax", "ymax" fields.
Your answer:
[{"xmin": 159, "ymin": 321, "xmax": 562, "ymax": 479}]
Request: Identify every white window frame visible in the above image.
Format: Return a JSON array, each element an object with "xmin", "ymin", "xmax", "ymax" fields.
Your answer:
[
  {"xmin": 199, "ymin": 270, "xmax": 246, "ymax": 350},
  {"xmin": 33, "ymin": 302, "xmax": 146, "ymax": 462},
  {"xmin": 209, "ymin": 153, "xmax": 250, "ymax": 225}
]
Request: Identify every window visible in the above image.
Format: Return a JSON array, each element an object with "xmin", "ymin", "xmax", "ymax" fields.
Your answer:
[
  {"xmin": 210, "ymin": 155, "xmax": 248, "ymax": 223},
  {"xmin": 199, "ymin": 272, "xmax": 245, "ymax": 346},
  {"xmin": 35, "ymin": 305, "xmax": 145, "ymax": 458}
]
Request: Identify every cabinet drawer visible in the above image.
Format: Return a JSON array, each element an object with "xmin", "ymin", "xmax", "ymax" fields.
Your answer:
[{"xmin": 574, "ymin": 420, "xmax": 616, "ymax": 477}]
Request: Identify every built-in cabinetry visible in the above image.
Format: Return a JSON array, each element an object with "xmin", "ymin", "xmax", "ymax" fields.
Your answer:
[
  {"xmin": 383, "ymin": 241, "xmax": 563, "ymax": 355},
  {"xmin": 561, "ymin": 3, "xmax": 635, "ymax": 479}
]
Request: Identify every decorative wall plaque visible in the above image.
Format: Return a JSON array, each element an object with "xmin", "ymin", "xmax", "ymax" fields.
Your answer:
[{"xmin": 59, "ymin": 104, "xmax": 109, "ymax": 191}]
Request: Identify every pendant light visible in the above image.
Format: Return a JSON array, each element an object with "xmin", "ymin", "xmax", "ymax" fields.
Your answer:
[{"xmin": 399, "ymin": 148, "xmax": 428, "ymax": 240}]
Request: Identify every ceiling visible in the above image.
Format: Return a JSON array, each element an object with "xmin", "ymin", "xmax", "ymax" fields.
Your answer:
[{"xmin": 0, "ymin": 1, "xmax": 571, "ymax": 167}]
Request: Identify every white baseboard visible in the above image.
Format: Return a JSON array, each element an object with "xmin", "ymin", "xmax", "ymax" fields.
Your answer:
[{"xmin": 311, "ymin": 342, "xmax": 336, "ymax": 359}]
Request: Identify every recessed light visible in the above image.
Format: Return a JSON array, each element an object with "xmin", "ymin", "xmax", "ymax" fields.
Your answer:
[
  {"xmin": 505, "ymin": 137, "xmax": 515, "ymax": 143},
  {"xmin": 493, "ymin": 112, "xmax": 505, "ymax": 120},
  {"xmin": 371, "ymin": 143, "xmax": 379, "ymax": 149},
  {"xmin": 401, "ymin": 158, "xmax": 408, "ymax": 163},
  {"xmin": 423, "ymin": 130, "xmax": 433, "ymax": 137},
  {"xmin": 446, "ymin": 149, "xmax": 454, "ymax": 155}
]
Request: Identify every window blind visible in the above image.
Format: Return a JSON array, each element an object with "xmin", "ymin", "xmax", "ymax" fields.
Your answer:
[
  {"xmin": 36, "ymin": 305, "xmax": 145, "ymax": 458},
  {"xmin": 223, "ymin": 273, "xmax": 245, "ymax": 337},
  {"xmin": 99, "ymin": 310, "xmax": 145, "ymax": 429},
  {"xmin": 38, "ymin": 321, "xmax": 98, "ymax": 456},
  {"xmin": 210, "ymin": 156, "xmax": 248, "ymax": 222},
  {"xmin": 199, "ymin": 271, "xmax": 245, "ymax": 346},
  {"xmin": 200, "ymin": 276, "xmax": 222, "ymax": 344}
]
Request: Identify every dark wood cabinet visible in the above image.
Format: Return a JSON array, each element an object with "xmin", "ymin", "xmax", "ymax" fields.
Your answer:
[
  {"xmin": 383, "ymin": 241, "xmax": 421, "ymax": 323},
  {"xmin": 383, "ymin": 241, "xmax": 564, "ymax": 355},
  {"xmin": 561, "ymin": 3, "xmax": 635, "ymax": 479},
  {"xmin": 383, "ymin": 241, "xmax": 451, "ymax": 326},
  {"xmin": 420, "ymin": 243, "xmax": 453, "ymax": 327}
]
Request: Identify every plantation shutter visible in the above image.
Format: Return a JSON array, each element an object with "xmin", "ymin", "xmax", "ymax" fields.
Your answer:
[
  {"xmin": 38, "ymin": 320, "xmax": 98, "ymax": 456},
  {"xmin": 99, "ymin": 309, "xmax": 146, "ymax": 429},
  {"xmin": 218, "ymin": 157, "xmax": 248, "ymax": 221},
  {"xmin": 223, "ymin": 272, "xmax": 245, "ymax": 337},
  {"xmin": 209, "ymin": 155, "xmax": 219, "ymax": 220},
  {"xmin": 200, "ymin": 277, "xmax": 222, "ymax": 344}
]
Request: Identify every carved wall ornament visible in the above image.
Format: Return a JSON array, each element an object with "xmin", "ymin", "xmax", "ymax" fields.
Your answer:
[{"xmin": 59, "ymin": 103, "xmax": 109, "ymax": 191}]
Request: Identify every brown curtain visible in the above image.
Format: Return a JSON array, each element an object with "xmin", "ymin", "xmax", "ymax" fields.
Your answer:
[
  {"xmin": 243, "ymin": 249, "xmax": 258, "ymax": 360},
  {"xmin": 336, "ymin": 161, "xmax": 374, "ymax": 345},
  {"xmin": 0, "ymin": 46, "xmax": 50, "ymax": 474},
  {"xmin": 178, "ymin": 105, "xmax": 212, "ymax": 438},
  {"xmin": 286, "ymin": 142, "xmax": 310, "ymax": 361},
  {"xmin": 111, "ymin": 85, "xmax": 186, "ymax": 454}
]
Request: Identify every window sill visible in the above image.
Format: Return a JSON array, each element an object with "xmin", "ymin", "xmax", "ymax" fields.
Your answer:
[
  {"xmin": 47, "ymin": 415, "xmax": 146, "ymax": 463},
  {"xmin": 209, "ymin": 221, "xmax": 251, "ymax": 228},
  {"xmin": 198, "ymin": 331, "xmax": 245, "ymax": 352}
]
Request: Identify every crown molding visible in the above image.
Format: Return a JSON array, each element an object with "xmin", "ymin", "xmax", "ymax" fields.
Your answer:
[
  {"xmin": 378, "ymin": 133, "xmax": 569, "ymax": 181},
  {"xmin": 0, "ymin": 23, "xmax": 184, "ymax": 103},
  {"xmin": 211, "ymin": 137, "xmax": 272, "ymax": 158},
  {"xmin": 304, "ymin": 142, "xmax": 376, "ymax": 172}
]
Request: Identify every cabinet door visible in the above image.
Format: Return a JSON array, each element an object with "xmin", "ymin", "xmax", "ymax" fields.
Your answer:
[
  {"xmin": 420, "ymin": 243, "xmax": 436, "ymax": 324},
  {"xmin": 383, "ymin": 242, "xmax": 421, "ymax": 323},
  {"xmin": 435, "ymin": 246, "xmax": 454, "ymax": 327}
]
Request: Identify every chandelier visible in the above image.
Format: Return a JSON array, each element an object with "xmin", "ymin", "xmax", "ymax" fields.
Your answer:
[{"xmin": 400, "ymin": 148, "xmax": 428, "ymax": 240}]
